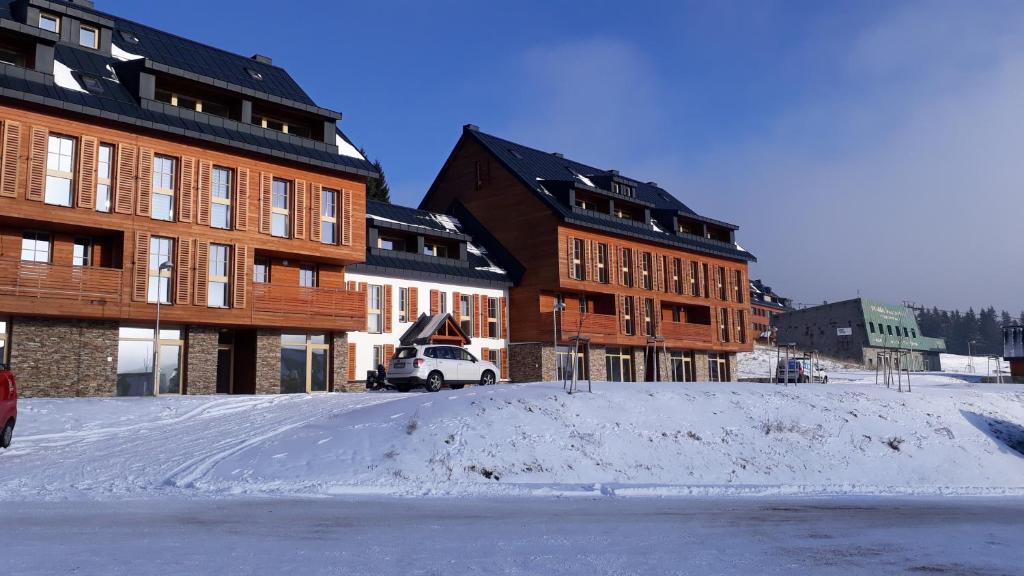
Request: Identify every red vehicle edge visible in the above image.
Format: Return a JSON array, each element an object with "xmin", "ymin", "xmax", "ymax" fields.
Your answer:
[{"xmin": 1, "ymin": 362, "xmax": 15, "ymax": 449}]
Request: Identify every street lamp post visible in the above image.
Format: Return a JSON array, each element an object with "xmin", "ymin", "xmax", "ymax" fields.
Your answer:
[
  {"xmin": 153, "ymin": 261, "xmax": 173, "ymax": 395},
  {"xmin": 553, "ymin": 301, "xmax": 566, "ymax": 383}
]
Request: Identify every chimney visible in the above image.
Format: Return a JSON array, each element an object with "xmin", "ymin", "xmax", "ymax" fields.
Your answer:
[
  {"xmin": 251, "ymin": 54, "xmax": 273, "ymax": 65},
  {"xmin": 552, "ymin": 152, "xmax": 564, "ymax": 158},
  {"xmin": 464, "ymin": 124, "xmax": 479, "ymax": 132}
]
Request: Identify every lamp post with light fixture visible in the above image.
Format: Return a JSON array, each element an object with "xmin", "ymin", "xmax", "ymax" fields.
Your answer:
[
  {"xmin": 553, "ymin": 301, "xmax": 566, "ymax": 382},
  {"xmin": 153, "ymin": 261, "xmax": 173, "ymax": 395}
]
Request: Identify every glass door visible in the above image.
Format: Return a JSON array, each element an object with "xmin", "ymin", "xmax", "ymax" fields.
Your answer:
[
  {"xmin": 309, "ymin": 346, "xmax": 328, "ymax": 392},
  {"xmin": 216, "ymin": 345, "xmax": 233, "ymax": 394}
]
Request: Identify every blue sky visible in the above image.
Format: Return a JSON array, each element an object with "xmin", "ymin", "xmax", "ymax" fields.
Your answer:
[{"xmin": 102, "ymin": 0, "xmax": 1024, "ymax": 312}]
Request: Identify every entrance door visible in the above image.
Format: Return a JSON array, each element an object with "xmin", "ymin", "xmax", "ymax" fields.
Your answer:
[
  {"xmin": 216, "ymin": 345, "xmax": 233, "ymax": 394},
  {"xmin": 309, "ymin": 345, "xmax": 329, "ymax": 392}
]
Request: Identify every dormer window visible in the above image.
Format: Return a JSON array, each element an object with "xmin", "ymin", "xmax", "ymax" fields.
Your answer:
[
  {"xmin": 611, "ymin": 181, "xmax": 635, "ymax": 198},
  {"xmin": 79, "ymin": 25, "xmax": 99, "ymax": 50},
  {"xmin": 253, "ymin": 115, "xmax": 310, "ymax": 138},
  {"xmin": 156, "ymin": 89, "xmax": 231, "ymax": 119},
  {"xmin": 80, "ymin": 74, "xmax": 104, "ymax": 94},
  {"xmin": 39, "ymin": 13, "xmax": 60, "ymax": 34},
  {"xmin": 423, "ymin": 243, "xmax": 448, "ymax": 258}
]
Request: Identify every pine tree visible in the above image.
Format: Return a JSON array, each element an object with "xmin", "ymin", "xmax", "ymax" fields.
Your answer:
[
  {"xmin": 978, "ymin": 307, "xmax": 1000, "ymax": 354},
  {"xmin": 362, "ymin": 150, "xmax": 391, "ymax": 204}
]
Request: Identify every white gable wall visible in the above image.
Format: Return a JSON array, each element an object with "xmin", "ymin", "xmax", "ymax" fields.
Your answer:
[{"xmin": 345, "ymin": 271, "xmax": 509, "ymax": 383}]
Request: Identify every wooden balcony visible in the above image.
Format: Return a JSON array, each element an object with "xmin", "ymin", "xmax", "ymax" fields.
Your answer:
[
  {"xmin": 545, "ymin": 310, "xmax": 619, "ymax": 339},
  {"xmin": 661, "ymin": 321, "xmax": 714, "ymax": 345},
  {"xmin": 0, "ymin": 259, "xmax": 123, "ymax": 304},
  {"xmin": 253, "ymin": 283, "xmax": 366, "ymax": 330}
]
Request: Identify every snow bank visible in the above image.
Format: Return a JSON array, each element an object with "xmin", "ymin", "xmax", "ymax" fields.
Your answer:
[{"xmin": 4, "ymin": 377, "xmax": 1021, "ymax": 501}]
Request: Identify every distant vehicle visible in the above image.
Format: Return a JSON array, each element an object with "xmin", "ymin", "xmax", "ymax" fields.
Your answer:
[
  {"xmin": 1, "ymin": 363, "xmax": 16, "ymax": 449},
  {"xmin": 776, "ymin": 358, "xmax": 828, "ymax": 384},
  {"xmin": 388, "ymin": 345, "xmax": 499, "ymax": 392}
]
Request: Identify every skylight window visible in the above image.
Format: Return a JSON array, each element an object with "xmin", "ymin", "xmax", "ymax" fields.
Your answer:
[
  {"xmin": 80, "ymin": 74, "xmax": 104, "ymax": 94},
  {"xmin": 245, "ymin": 68, "xmax": 263, "ymax": 81},
  {"xmin": 119, "ymin": 30, "xmax": 139, "ymax": 44}
]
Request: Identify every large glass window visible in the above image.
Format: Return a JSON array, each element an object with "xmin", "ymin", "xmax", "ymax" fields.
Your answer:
[
  {"xmin": 38, "ymin": 12, "xmax": 60, "ymax": 33},
  {"xmin": 460, "ymin": 294, "xmax": 473, "ymax": 336},
  {"xmin": 254, "ymin": 257, "xmax": 270, "ymax": 284},
  {"xmin": 96, "ymin": 144, "xmax": 113, "ymax": 213},
  {"xmin": 211, "ymin": 167, "xmax": 232, "ymax": 229},
  {"xmin": 708, "ymin": 353, "xmax": 729, "ymax": 383},
  {"xmin": 73, "ymin": 238, "xmax": 92, "ymax": 267},
  {"xmin": 702, "ymin": 263, "xmax": 710, "ymax": 298},
  {"xmin": 734, "ymin": 270, "xmax": 743, "ymax": 303},
  {"xmin": 152, "ymin": 155, "xmax": 175, "ymax": 221},
  {"xmin": 643, "ymin": 298, "xmax": 656, "ymax": 337},
  {"xmin": 690, "ymin": 261, "xmax": 699, "ymax": 295},
  {"xmin": 280, "ymin": 333, "xmax": 329, "ymax": 394},
  {"xmin": 271, "ymin": 179, "xmax": 290, "ymax": 237},
  {"xmin": 605, "ymin": 347, "xmax": 634, "ymax": 383},
  {"xmin": 641, "ymin": 253, "xmax": 653, "ymax": 290},
  {"xmin": 20, "ymin": 232, "xmax": 50, "ymax": 262},
  {"xmin": 670, "ymin": 351, "xmax": 696, "ymax": 382},
  {"xmin": 622, "ymin": 296, "xmax": 635, "ymax": 336},
  {"xmin": 368, "ymin": 285, "xmax": 383, "ymax": 333},
  {"xmin": 718, "ymin": 266, "xmax": 727, "ymax": 300},
  {"xmin": 487, "ymin": 297, "xmax": 499, "ymax": 338},
  {"xmin": 596, "ymin": 243, "xmax": 609, "ymax": 283},
  {"xmin": 147, "ymin": 236, "xmax": 174, "ymax": 304},
  {"xmin": 79, "ymin": 25, "xmax": 98, "ymax": 49},
  {"xmin": 719, "ymin": 309, "xmax": 730, "ymax": 343},
  {"xmin": 321, "ymin": 188, "xmax": 337, "ymax": 244},
  {"xmin": 672, "ymin": 259, "xmax": 683, "ymax": 294},
  {"xmin": 621, "ymin": 249, "xmax": 633, "ymax": 287},
  {"xmin": 399, "ymin": 287, "xmax": 411, "ymax": 323},
  {"xmin": 208, "ymin": 244, "xmax": 230, "ymax": 307},
  {"xmin": 46, "ymin": 134, "xmax": 75, "ymax": 207},
  {"xmin": 299, "ymin": 264, "xmax": 317, "ymax": 288},
  {"xmin": 116, "ymin": 327, "xmax": 183, "ymax": 396},
  {"xmin": 570, "ymin": 238, "xmax": 584, "ymax": 280}
]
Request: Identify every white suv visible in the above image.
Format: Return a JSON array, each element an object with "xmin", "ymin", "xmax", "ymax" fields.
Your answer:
[{"xmin": 388, "ymin": 345, "xmax": 499, "ymax": 392}]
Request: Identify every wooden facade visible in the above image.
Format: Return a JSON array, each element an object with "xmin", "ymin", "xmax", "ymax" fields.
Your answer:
[{"xmin": 0, "ymin": 103, "xmax": 367, "ymax": 333}]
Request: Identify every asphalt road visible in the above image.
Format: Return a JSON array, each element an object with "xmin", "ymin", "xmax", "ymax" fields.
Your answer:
[{"xmin": 6, "ymin": 497, "xmax": 1022, "ymax": 575}]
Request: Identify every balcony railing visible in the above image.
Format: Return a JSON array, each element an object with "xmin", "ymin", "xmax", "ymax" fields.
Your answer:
[
  {"xmin": 661, "ymin": 321, "xmax": 714, "ymax": 344},
  {"xmin": 545, "ymin": 310, "xmax": 619, "ymax": 338},
  {"xmin": 0, "ymin": 259, "xmax": 123, "ymax": 303},
  {"xmin": 253, "ymin": 283, "xmax": 366, "ymax": 323}
]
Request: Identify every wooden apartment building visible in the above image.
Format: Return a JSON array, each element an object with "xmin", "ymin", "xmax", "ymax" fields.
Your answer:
[
  {"xmin": 0, "ymin": 0, "xmax": 372, "ymax": 396},
  {"xmin": 421, "ymin": 126, "xmax": 756, "ymax": 383}
]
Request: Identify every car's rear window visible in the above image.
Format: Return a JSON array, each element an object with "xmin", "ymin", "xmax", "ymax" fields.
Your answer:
[{"xmin": 395, "ymin": 347, "xmax": 418, "ymax": 360}]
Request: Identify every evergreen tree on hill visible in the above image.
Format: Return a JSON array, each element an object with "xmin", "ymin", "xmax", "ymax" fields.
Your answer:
[{"xmin": 361, "ymin": 149, "xmax": 391, "ymax": 204}]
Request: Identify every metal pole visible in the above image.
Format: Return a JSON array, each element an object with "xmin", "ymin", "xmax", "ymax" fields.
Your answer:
[
  {"xmin": 554, "ymin": 302, "xmax": 565, "ymax": 385},
  {"xmin": 153, "ymin": 261, "xmax": 172, "ymax": 396}
]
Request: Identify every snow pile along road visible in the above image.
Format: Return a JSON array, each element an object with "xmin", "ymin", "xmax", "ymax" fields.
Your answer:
[{"xmin": 4, "ymin": 377, "xmax": 1021, "ymax": 500}]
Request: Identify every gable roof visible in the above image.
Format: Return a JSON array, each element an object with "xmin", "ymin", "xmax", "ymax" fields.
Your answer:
[
  {"xmin": 427, "ymin": 126, "xmax": 755, "ymax": 263},
  {"xmin": 399, "ymin": 313, "xmax": 470, "ymax": 346},
  {"xmin": 0, "ymin": 1, "xmax": 376, "ymax": 177}
]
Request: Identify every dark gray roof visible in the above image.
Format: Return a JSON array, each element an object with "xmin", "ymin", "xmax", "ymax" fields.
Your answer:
[
  {"xmin": 398, "ymin": 313, "xmax": 470, "ymax": 347},
  {"xmin": 367, "ymin": 200, "xmax": 452, "ymax": 234},
  {"xmin": 0, "ymin": 2, "xmax": 375, "ymax": 177},
  {"xmin": 443, "ymin": 128, "xmax": 755, "ymax": 263}
]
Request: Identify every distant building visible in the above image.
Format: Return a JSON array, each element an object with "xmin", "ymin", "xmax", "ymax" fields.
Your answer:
[
  {"xmin": 1004, "ymin": 325, "xmax": 1024, "ymax": 379},
  {"xmin": 749, "ymin": 279, "xmax": 792, "ymax": 342},
  {"xmin": 774, "ymin": 298, "xmax": 946, "ymax": 371}
]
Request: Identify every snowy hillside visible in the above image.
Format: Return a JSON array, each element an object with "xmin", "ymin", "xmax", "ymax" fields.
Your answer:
[
  {"xmin": 738, "ymin": 344, "xmax": 855, "ymax": 379},
  {"xmin": 2, "ymin": 377, "xmax": 1023, "ymax": 500}
]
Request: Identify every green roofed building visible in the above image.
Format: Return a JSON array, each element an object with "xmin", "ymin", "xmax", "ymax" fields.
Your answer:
[{"xmin": 774, "ymin": 298, "xmax": 946, "ymax": 371}]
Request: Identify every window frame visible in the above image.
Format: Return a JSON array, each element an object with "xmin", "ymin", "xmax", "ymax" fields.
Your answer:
[
  {"xmin": 398, "ymin": 287, "xmax": 410, "ymax": 323},
  {"xmin": 487, "ymin": 297, "xmax": 499, "ymax": 338},
  {"xmin": 623, "ymin": 296, "xmax": 635, "ymax": 336},
  {"xmin": 96, "ymin": 143, "xmax": 114, "ymax": 213},
  {"xmin": 621, "ymin": 248, "xmax": 633, "ymax": 287},
  {"xmin": 271, "ymin": 178, "xmax": 291, "ymax": 238},
  {"xmin": 79, "ymin": 24, "xmax": 99, "ymax": 49},
  {"xmin": 367, "ymin": 284, "xmax": 383, "ymax": 334},
  {"xmin": 641, "ymin": 252, "xmax": 653, "ymax": 290},
  {"xmin": 45, "ymin": 134, "xmax": 76, "ymax": 207},
  {"xmin": 596, "ymin": 243, "xmax": 609, "ymax": 284},
  {"xmin": 20, "ymin": 231, "xmax": 51, "ymax": 263},
  {"xmin": 459, "ymin": 294, "xmax": 473, "ymax": 336},
  {"xmin": 151, "ymin": 155, "xmax": 176, "ymax": 221},
  {"xmin": 38, "ymin": 12, "xmax": 60, "ymax": 33},
  {"xmin": 211, "ymin": 166, "xmax": 233, "ymax": 230},
  {"xmin": 253, "ymin": 257, "xmax": 270, "ymax": 284},
  {"xmin": 207, "ymin": 243, "xmax": 231, "ymax": 308},
  {"xmin": 73, "ymin": 237, "xmax": 93, "ymax": 267},
  {"xmin": 320, "ymin": 188, "xmax": 338, "ymax": 244},
  {"xmin": 570, "ymin": 238, "xmax": 585, "ymax": 280},
  {"xmin": 147, "ymin": 236, "xmax": 174, "ymax": 304},
  {"xmin": 298, "ymin": 263, "xmax": 318, "ymax": 289}
]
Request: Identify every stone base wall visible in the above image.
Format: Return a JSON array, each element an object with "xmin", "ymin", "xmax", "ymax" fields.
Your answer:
[
  {"xmin": 332, "ymin": 333, "xmax": 364, "ymax": 392},
  {"xmin": 509, "ymin": 342, "xmax": 548, "ymax": 382},
  {"xmin": 186, "ymin": 326, "xmax": 218, "ymax": 395},
  {"xmin": 727, "ymin": 353, "xmax": 739, "ymax": 382},
  {"xmin": 10, "ymin": 317, "xmax": 118, "ymax": 398},
  {"xmin": 694, "ymin": 351, "xmax": 711, "ymax": 382},
  {"xmin": 588, "ymin": 345, "xmax": 608, "ymax": 381},
  {"xmin": 255, "ymin": 329, "xmax": 280, "ymax": 395}
]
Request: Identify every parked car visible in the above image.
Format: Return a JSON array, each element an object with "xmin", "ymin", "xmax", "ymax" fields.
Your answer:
[
  {"xmin": 776, "ymin": 358, "xmax": 828, "ymax": 383},
  {"xmin": 388, "ymin": 345, "xmax": 499, "ymax": 392},
  {"xmin": 1, "ymin": 363, "xmax": 16, "ymax": 449}
]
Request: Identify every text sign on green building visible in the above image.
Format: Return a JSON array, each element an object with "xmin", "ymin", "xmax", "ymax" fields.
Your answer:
[{"xmin": 861, "ymin": 300, "xmax": 946, "ymax": 352}]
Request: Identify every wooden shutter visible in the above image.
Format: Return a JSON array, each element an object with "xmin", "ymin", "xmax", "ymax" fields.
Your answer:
[
  {"xmin": 585, "ymin": 240, "xmax": 594, "ymax": 282},
  {"xmin": 480, "ymin": 295, "xmax": 488, "ymax": 338},
  {"xmin": 310, "ymin": 183, "xmax": 322, "ymax": 243},
  {"xmin": 430, "ymin": 290, "xmax": 440, "ymax": 315},
  {"xmin": 132, "ymin": 231, "xmax": 150, "ymax": 302},
  {"xmin": 233, "ymin": 244, "xmax": 248, "ymax": 309},
  {"xmin": 341, "ymin": 189, "xmax": 353, "ymax": 246},
  {"xmin": 565, "ymin": 236, "xmax": 573, "ymax": 279},
  {"xmin": 178, "ymin": 156, "xmax": 195, "ymax": 223},
  {"xmin": 235, "ymin": 167, "xmax": 249, "ymax": 231},
  {"xmin": 619, "ymin": 294, "xmax": 628, "ymax": 335},
  {"xmin": 452, "ymin": 292, "xmax": 462, "ymax": 324},
  {"xmin": 501, "ymin": 348, "xmax": 509, "ymax": 380},
  {"xmin": 499, "ymin": 297, "xmax": 507, "ymax": 340},
  {"xmin": 115, "ymin": 144, "xmax": 136, "ymax": 214},
  {"xmin": 0, "ymin": 120, "xmax": 20, "ymax": 198},
  {"xmin": 197, "ymin": 160, "xmax": 211, "ymax": 226},
  {"xmin": 347, "ymin": 343, "xmax": 357, "ymax": 382},
  {"xmin": 175, "ymin": 238, "xmax": 192, "ymax": 305},
  {"xmin": 193, "ymin": 240, "xmax": 209, "ymax": 307},
  {"xmin": 384, "ymin": 344, "xmax": 395, "ymax": 366},
  {"xmin": 409, "ymin": 287, "xmax": 419, "ymax": 319},
  {"xmin": 75, "ymin": 136, "xmax": 98, "ymax": 208},
  {"xmin": 26, "ymin": 126, "xmax": 47, "ymax": 201},
  {"xmin": 259, "ymin": 172, "xmax": 272, "ymax": 234},
  {"xmin": 136, "ymin": 148, "xmax": 153, "ymax": 217},
  {"xmin": 384, "ymin": 285, "xmax": 393, "ymax": 333},
  {"xmin": 293, "ymin": 179, "xmax": 307, "ymax": 239},
  {"xmin": 634, "ymin": 250, "xmax": 643, "ymax": 289}
]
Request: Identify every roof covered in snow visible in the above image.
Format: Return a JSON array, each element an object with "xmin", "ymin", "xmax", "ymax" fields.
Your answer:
[{"xmin": 0, "ymin": 1, "xmax": 375, "ymax": 177}]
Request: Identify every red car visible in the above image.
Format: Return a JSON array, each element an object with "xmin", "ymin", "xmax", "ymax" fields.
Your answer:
[{"xmin": 1, "ymin": 363, "xmax": 15, "ymax": 449}]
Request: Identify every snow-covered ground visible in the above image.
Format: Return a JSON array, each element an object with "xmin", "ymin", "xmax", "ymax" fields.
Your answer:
[
  {"xmin": 2, "ymin": 373, "xmax": 1023, "ymax": 500},
  {"xmin": 738, "ymin": 345, "xmax": 1012, "ymax": 379}
]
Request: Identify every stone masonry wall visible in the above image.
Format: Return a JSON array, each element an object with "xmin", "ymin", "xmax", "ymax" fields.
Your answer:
[
  {"xmin": 255, "ymin": 329, "xmax": 280, "ymax": 395},
  {"xmin": 332, "ymin": 333, "xmax": 363, "ymax": 392},
  {"xmin": 509, "ymin": 342, "xmax": 548, "ymax": 382},
  {"xmin": 10, "ymin": 317, "xmax": 118, "ymax": 397},
  {"xmin": 186, "ymin": 326, "xmax": 218, "ymax": 395}
]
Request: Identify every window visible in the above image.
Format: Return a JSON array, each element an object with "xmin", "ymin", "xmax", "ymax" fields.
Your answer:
[
  {"xmin": 887, "ymin": 325, "xmax": 894, "ymax": 336},
  {"xmin": 702, "ymin": 264, "xmax": 710, "ymax": 298},
  {"xmin": 605, "ymin": 347, "xmax": 634, "ymax": 382},
  {"xmin": 487, "ymin": 297, "xmax": 499, "ymax": 338},
  {"xmin": 623, "ymin": 297, "xmax": 635, "ymax": 336},
  {"xmin": 321, "ymin": 188, "xmax": 338, "ymax": 244},
  {"xmin": 641, "ymin": 253, "xmax": 653, "ymax": 290},
  {"xmin": 579, "ymin": 294, "xmax": 588, "ymax": 314},
  {"xmin": 398, "ymin": 287, "xmax": 411, "ymax": 323},
  {"xmin": 299, "ymin": 264, "xmax": 317, "ymax": 288},
  {"xmin": 903, "ymin": 327, "xmax": 910, "ymax": 338},
  {"xmin": 208, "ymin": 244, "xmax": 230, "ymax": 307},
  {"xmin": 0, "ymin": 47, "xmax": 27, "ymax": 67},
  {"xmin": 719, "ymin": 309, "xmax": 730, "ymax": 342},
  {"xmin": 20, "ymin": 232, "xmax": 50, "ymax": 262},
  {"xmin": 690, "ymin": 261, "xmax": 699, "ymax": 295},
  {"xmin": 912, "ymin": 329, "xmax": 917, "ymax": 338},
  {"xmin": 80, "ymin": 74, "xmax": 103, "ymax": 94},
  {"xmin": 38, "ymin": 13, "xmax": 60, "ymax": 33},
  {"xmin": 367, "ymin": 285, "xmax": 383, "ymax": 333},
  {"xmin": 79, "ymin": 25, "xmax": 99, "ymax": 49},
  {"xmin": 73, "ymin": 238, "xmax": 92, "ymax": 267},
  {"xmin": 378, "ymin": 237, "xmax": 406, "ymax": 251},
  {"xmin": 869, "ymin": 322, "xmax": 875, "ymax": 334},
  {"xmin": 423, "ymin": 243, "xmax": 448, "ymax": 258},
  {"xmin": 570, "ymin": 238, "xmax": 585, "ymax": 280},
  {"xmin": 45, "ymin": 135, "xmax": 75, "ymax": 206},
  {"xmin": 117, "ymin": 327, "xmax": 184, "ymax": 396},
  {"xmin": 671, "ymin": 306, "xmax": 682, "ymax": 323},
  {"xmin": 271, "ymin": 179, "xmax": 290, "ymax": 237},
  {"xmin": 643, "ymin": 298, "xmax": 656, "ymax": 337},
  {"xmin": 671, "ymin": 351, "xmax": 696, "ymax": 382},
  {"xmin": 487, "ymin": 349, "xmax": 500, "ymax": 369},
  {"xmin": 737, "ymin": 310, "xmax": 747, "ymax": 344},
  {"xmin": 459, "ymin": 295, "xmax": 473, "ymax": 336},
  {"xmin": 734, "ymin": 271, "xmax": 744, "ymax": 303},
  {"xmin": 672, "ymin": 259, "xmax": 682, "ymax": 294},
  {"xmin": 151, "ymin": 156, "xmax": 176, "ymax": 221},
  {"xmin": 0, "ymin": 320, "xmax": 7, "ymax": 366},
  {"xmin": 611, "ymin": 181, "xmax": 635, "ymax": 198},
  {"xmin": 96, "ymin": 144, "xmax": 113, "ymax": 212},
  {"xmin": 621, "ymin": 249, "xmax": 633, "ymax": 287},
  {"xmin": 280, "ymin": 333, "xmax": 329, "ymax": 394},
  {"xmin": 211, "ymin": 167, "xmax": 232, "ymax": 229},
  {"xmin": 717, "ymin": 267, "xmax": 727, "ymax": 300},
  {"xmin": 254, "ymin": 257, "xmax": 270, "ymax": 284},
  {"xmin": 708, "ymin": 353, "xmax": 729, "ymax": 383},
  {"xmin": 596, "ymin": 244, "xmax": 609, "ymax": 283},
  {"xmin": 147, "ymin": 237, "xmax": 174, "ymax": 304},
  {"xmin": 438, "ymin": 291, "xmax": 448, "ymax": 315}
]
